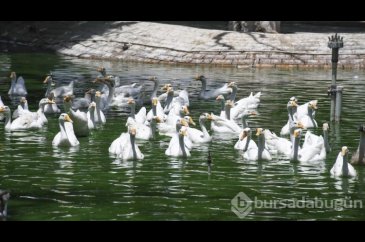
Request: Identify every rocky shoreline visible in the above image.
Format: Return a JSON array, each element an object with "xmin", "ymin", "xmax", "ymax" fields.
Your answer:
[{"xmin": 1, "ymin": 21, "xmax": 365, "ymax": 69}]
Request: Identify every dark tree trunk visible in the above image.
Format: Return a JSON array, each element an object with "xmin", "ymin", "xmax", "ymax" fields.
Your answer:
[{"xmin": 229, "ymin": 21, "xmax": 280, "ymax": 33}]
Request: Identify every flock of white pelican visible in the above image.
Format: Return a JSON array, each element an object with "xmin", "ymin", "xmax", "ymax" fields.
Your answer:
[
  {"xmin": 1, "ymin": 67, "xmax": 365, "ymax": 218},
  {"xmin": 1, "ymin": 68, "xmax": 365, "ymax": 176}
]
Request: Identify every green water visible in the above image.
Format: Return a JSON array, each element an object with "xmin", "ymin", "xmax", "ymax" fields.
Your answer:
[{"xmin": 1, "ymin": 52, "xmax": 365, "ymax": 220}]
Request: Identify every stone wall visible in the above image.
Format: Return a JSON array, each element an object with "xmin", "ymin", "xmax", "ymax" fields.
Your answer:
[{"xmin": 1, "ymin": 21, "xmax": 364, "ymax": 69}]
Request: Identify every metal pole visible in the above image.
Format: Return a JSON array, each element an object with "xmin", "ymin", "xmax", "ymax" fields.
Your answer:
[
  {"xmin": 329, "ymin": 85, "xmax": 336, "ymax": 122},
  {"xmin": 328, "ymin": 33, "xmax": 344, "ymax": 122},
  {"xmin": 331, "ymin": 48, "xmax": 338, "ymax": 86},
  {"xmin": 335, "ymin": 86, "xmax": 343, "ymax": 122}
]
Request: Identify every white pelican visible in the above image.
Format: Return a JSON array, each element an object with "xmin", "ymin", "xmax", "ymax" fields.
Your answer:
[
  {"xmin": 280, "ymin": 99, "xmax": 298, "ymax": 136},
  {"xmin": 165, "ymin": 126, "xmax": 191, "ymax": 157},
  {"xmin": 8, "ymin": 72, "xmax": 27, "ymax": 96},
  {"xmin": 234, "ymin": 128, "xmax": 258, "ymax": 151},
  {"xmin": 43, "ymin": 75, "xmax": 74, "ymax": 98},
  {"xmin": 242, "ymin": 128, "xmax": 272, "ymax": 161},
  {"xmin": 0, "ymin": 190, "xmax": 10, "ymax": 217},
  {"xmin": 87, "ymin": 102, "xmax": 97, "ymax": 130},
  {"xmin": 72, "ymin": 89, "xmax": 96, "ymax": 111},
  {"xmin": 43, "ymin": 93, "xmax": 61, "ymax": 114},
  {"xmin": 52, "ymin": 113, "xmax": 80, "ymax": 147},
  {"xmin": 0, "ymin": 99, "xmax": 53, "ymax": 131},
  {"xmin": 63, "ymin": 95, "xmax": 89, "ymax": 137},
  {"xmin": 296, "ymin": 100, "xmax": 318, "ymax": 128},
  {"xmin": 185, "ymin": 113, "xmax": 212, "ymax": 144},
  {"xmin": 94, "ymin": 91, "xmax": 106, "ymax": 125},
  {"xmin": 331, "ymin": 146, "xmax": 357, "ymax": 177},
  {"xmin": 12, "ymin": 97, "xmax": 29, "ymax": 119},
  {"xmin": 109, "ymin": 126, "xmax": 144, "ymax": 160},
  {"xmin": 351, "ymin": 124, "xmax": 365, "ymax": 165},
  {"xmin": 195, "ymin": 75, "xmax": 232, "ymax": 100}
]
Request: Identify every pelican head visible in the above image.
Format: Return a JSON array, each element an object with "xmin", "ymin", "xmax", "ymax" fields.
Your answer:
[
  {"xmin": 184, "ymin": 116, "xmax": 196, "ymax": 126},
  {"xmin": 180, "ymin": 118, "xmax": 189, "ymax": 127},
  {"xmin": 152, "ymin": 116, "xmax": 161, "ymax": 123},
  {"xmin": 289, "ymin": 96, "xmax": 298, "ymax": 102},
  {"xmin": 43, "ymin": 75, "xmax": 52, "ymax": 84},
  {"xmin": 127, "ymin": 98, "xmax": 135, "ymax": 105},
  {"xmin": 89, "ymin": 101, "xmax": 96, "ymax": 109},
  {"xmin": 129, "ymin": 127, "xmax": 137, "ymax": 136},
  {"xmin": 97, "ymin": 67, "xmax": 106, "ymax": 73},
  {"xmin": 10, "ymin": 72, "xmax": 16, "ymax": 79},
  {"xmin": 256, "ymin": 128, "xmax": 263, "ymax": 136},
  {"xmin": 149, "ymin": 76, "xmax": 157, "ymax": 81},
  {"xmin": 152, "ymin": 97, "xmax": 158, "ymax": 106},
  {"xmin": 202, "ymin": 113, "xmax": 213, "ymax": 121},
  {"xmin": 20, "ymin": 97, "xmax": 27, "ymax": 104},
  {"xmin": 179, "ymin": 127, "xmax": 188, "ymax": 136},
  {"xmin": 166, "ymin": 86, "xmax": 174, "ymax": 94},
  {"xmin": 227, "ymin": 81, "xmax": 236, "ymax": 88},
  {"xmin": 182, "ymin": 105, "xmax": 190, "ymax": 115},
  {"xmin": 195, "ymin": 75, "xmax": 205, "ymax": 81},
  {"xmin": 95, "ymin": 91, "xmax": 102, "ymax": 98},
  {"xmin": 0, "ymin": 106, "xmax": 10, "ymax": 114},
  {"xmin": 341, "ymin": 146, "xmax": 349, "ymax": 156},
  {"xmin": 248, "ymin": 110, "xmax": 257, "ymax": 116},
  {"xmin": 63, "ymin": 95, "xmax": 72, "ymax": 103},
  {"xmin": 293, "ymin": 129, "xmax": 302, "ymax": 138},
  {"xmin": 240, "ymin": 128, "xmax": 251, "ymax": 140},
  {"xmin": 59, "ymin": 113, "xmax": 73, "ymax": 123},
  {"xmin": 290, "ymin": 100, "xmax": 298, "ymax": 107},
  {"xmin": 309, "ymin": 100, "xmax": 318, "ymax": 110},
  {"xmin": 161, "ymin": 83, "xmax": 172, "ymax": 91},
  {"xmin": 225, "ymin": 100, "xmax": 234, "ymax": 108}
]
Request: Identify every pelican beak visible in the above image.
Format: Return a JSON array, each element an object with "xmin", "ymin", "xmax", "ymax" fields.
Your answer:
[
  {"xmin": 189, "ymin": 117, "xmax": 196, "ymax": 126},
  {"xmin": 240, "ymin": 131, "xmax": 247, "ymax": 141},
  {"xmin": 155, "ymin": 116, "xmax": 161, "ymax": 123},
  {"xmin": 180, "ymin": 118, "xmax": 189, "ymax": 127},
  {"xmin": 323, "ymin": 123, "xmax": 329, "ymax": 131},
  {"xmin": 20, "ymin": 97, "xmax": 27, "ymax": 103},
  {"xmin": 97, "ymin": 67, "xmax": 105, "ymax": 72},
  {"xmin": 93, "ymin": 77, "xmax": 106, "ymax": 84},
  {"xmin": 291, "ymin": 100, "xmax": 298, "ymax": 107},
  {"xmin": 130, "ymin": 127, "xmax": 137, "ymax": 136},
  {"xmin": 195, "ymin": 75, "xmax": 203, "ymax": 80},
  {"xmin": 226, "ymin": 100, "xmax": 233, "ymax": 108},
  {"xmin": 95, "ymin": 91, "xmax": 102, "ymax": 98},
  {"xmin": 216, "ymin": 95, "xmax": 223, "ymax": 101},
  {"xmin": 152, "ymin": 98, "xmax": 158, "ymax": 106},
  {"xmin": 64, "ymin": 114, "xmax": 73, "ymax": 123},
  {"xmin": 179, "ymin": 128, "xmax": 187, "ymax": 136},
  {"xmin": 127, "ymin": 98, "xmax": 134, "ymax": 104},
  {"xmin": 0, "ymin": 107, "xmax": 5, "ymax": 112},
  {"xmin": 293, "ymin": 129, "xmax": 301, "ymax": 138},
  {"xmin": 63, "ymin": 95, "xmax": 72, "ymax": 102},
  {"xmin": 310, "ymin": 100, "xmax": 318, "ymax": 110},
  {"xmin": 48, "ymin": 99, "xmax": 56, "ymax": 104},
  {"xmin": 297, "ymin": 122, "xmax": 305, "ymax": 129},
  {"xmin": 43, "ymin": 76, "xmax": 51, "ymax": 84},
  {"xmin": 183, "ymin": 106, "xmax": 190, "ymax": 115},
  {"xmin": 341, "ymin": 146, "xmax": 348, "ymax": 156},
  {"xmin": 10, "ymin": 72, "xmax": 15, "ymax": 78},
  {"xmin": 206, "ymin": 114, "xmax": 213, "ymax": 121},
  {"xmin": 228, "ymin": 81, "xmax": 235, "ymax": 87},
  {"xmin": 256, "ymin": 128, "xmax": 262, "ymax": 136},
  {"xmin": 90, "ymin": 102, "xmax": 96, "ymax": 108},
  {"xmin": 249, "ymin": 111, "xmax": 257, "ymax": 116}
]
